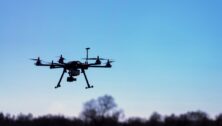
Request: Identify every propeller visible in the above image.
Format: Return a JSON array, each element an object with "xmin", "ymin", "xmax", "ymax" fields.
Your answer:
[
  {"xmin": 104, "ymin": 59, "xmax": 115, "ymax": 63},
  {"xmin": 105, "ymin": 59, "xmax": 114, "ymax": 67},
  {"xmin": 108, "ymin": 60, "xmax": 115, "ymax": 63},
  {"xmin": 30, "ymin": 57, "xmax": 41, "ymax": 65},
  {"xmin": 83, "ymin": 56, "xmax": 113, "ymax": 65},
  {"xmin": 30, "ymin": 57, "xmax": 41, "ymax": 61},
  {"xmin": 57, "ymin": 55, "xmax": 65, "ymax": 64},
  {"xmin": 50, "ymin": 60, "xmax": 55, "ymax": 68},
  {"xmin": 84, "ymin": 56, "xmax": 107, "ymax": 60}
]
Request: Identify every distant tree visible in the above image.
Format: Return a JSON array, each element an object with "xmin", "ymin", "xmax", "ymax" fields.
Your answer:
[
  {"xmin": 150, "ymin": 112, "xmax": 162, "ymax": 122},
  {"xmin": 16, "ymin": 113, "xmax": 33, "ymax": 121},
  {"xmin": 164, "ymin": 114, "xmax": 178, "ymax": 126},
  {"xmin": 0, "ymin": 112, "xmax": 4, "ymax": 125},
  {"xmin": 178, "ymin": 111, "xmax": 211, "ymax": 126},
  {"xmin": 148, "ymin": 112, "xmax": 162, "ymax": 126},
  {"xmin": 216, "ymin": 113, "xmax": 222, "ymax": 126},
  {"xmin": 15, "ymin": 113, "xmax": 33, "ymax": 126},
  {"xmin": 185, "ymin": 111, "xmax": 208, "ymax": 121},
  {"xmin": 80, "ymin": 99, "xmax": 98, "ymax": 122},
  {"xmin": 127, "ymin": 117, "xmax": 146, "ymax": 126},
  {"xmin": 80, "ymin": 95, "xmax": 124, "ymax": 123}
]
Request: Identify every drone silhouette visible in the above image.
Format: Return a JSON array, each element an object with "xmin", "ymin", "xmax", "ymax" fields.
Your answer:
[{"xmin": 31, "ymin": 48, "xmax": 113, "ymax": 89}]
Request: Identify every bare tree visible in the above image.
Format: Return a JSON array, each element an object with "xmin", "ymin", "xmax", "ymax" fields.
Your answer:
[{"xmin": 80, "ymin": 95, "xmax": 124, "ymax": 122}]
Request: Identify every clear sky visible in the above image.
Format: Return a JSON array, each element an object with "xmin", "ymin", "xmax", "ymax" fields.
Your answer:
[{"xmin": 0, "ymin": 0, "xmax": 222, "ymax": 118}]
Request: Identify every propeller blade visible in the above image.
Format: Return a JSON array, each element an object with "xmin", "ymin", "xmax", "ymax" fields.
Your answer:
[
  {"xmin": 30, "ymin": 58, "xmax": 37, "ymax": 61},
  {"xmin": 30, "ymin": 57, "xmax": 41, "ymax": 61},
  {"xmin": 57, "ymin": 55, "xmax": 65, "ymax": 59},
  {"xmin": 103, "ymin": 60, "xmax": 115, "ymax": 64},
  {"xmin": 83, "ymin": 57, "xmax": 107, "ymax": 60}
]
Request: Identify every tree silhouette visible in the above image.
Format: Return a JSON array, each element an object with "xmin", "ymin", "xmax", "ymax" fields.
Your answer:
[
  {"xmin": 215, "ymin": 114, "xmax": 222, "ymax": 126},
  {"xmin": 1, "ymin": 95, "xmax": 222, "ymax": 126},
  {"xmin": 80, "ymin": 95, "xmax": 124, "ymax": 126},
  {"xmin": 164, "ymin": 114, "xmax": 178, "ymax": 126},
  {"xmin": 127, "ymin": 117, "xmax": 147, "ymax": 126},
  {"xmin": 148, "ymin": 112, "xmax": 162, "ymax": 126}
]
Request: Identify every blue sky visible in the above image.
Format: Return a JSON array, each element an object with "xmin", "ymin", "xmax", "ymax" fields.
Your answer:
[{"xmin": 0, "ymin": 0, "xmax": 222, "ymax": 118}]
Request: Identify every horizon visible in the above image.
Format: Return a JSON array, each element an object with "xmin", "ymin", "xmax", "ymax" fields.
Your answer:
[{"xmin": 0, "ymin": 0, "xmax": 222, "ymax": 118}]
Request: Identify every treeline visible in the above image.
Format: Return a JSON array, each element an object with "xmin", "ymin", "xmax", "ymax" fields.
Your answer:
[
  {"xmin": 0, "ymin": 95, "xmax": 222, "ymax": 126},
  {"xmin": 1, "ymin": 111, "xmax": 222, "ymax": 126}
]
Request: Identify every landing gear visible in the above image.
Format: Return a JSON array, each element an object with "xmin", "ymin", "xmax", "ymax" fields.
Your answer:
[
  {"xmin": 81, "ymin": 68, "xmax": 93, "ymax": 89},
  {"xmin": 54, "ymin": 84, "xmax": 61, "ymax": 89},
  {"xmin": 67, "ymin": 76, "xmax": 76, "ymax": 82},
  {"xmin": 85, "ymin": 85, "xmax": 94, "ymax": 89},
  {"xmin": 54, "ymin": 68, "xmax": 66, "ymax": 89}
]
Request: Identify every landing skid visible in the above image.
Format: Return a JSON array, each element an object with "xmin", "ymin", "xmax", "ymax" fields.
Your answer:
[
  {"xmin": 54, "ymin": 85, "xmax": 61, "ymax": 89},
  {"xmin": 85, "ymin": 85, "xmax": 94, "ymax": 89}
]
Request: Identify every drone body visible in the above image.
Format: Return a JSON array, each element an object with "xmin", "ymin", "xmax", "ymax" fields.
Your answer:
[{"xmin": 31, "ymin": 48, "xmax": 113, "ymax": 89}]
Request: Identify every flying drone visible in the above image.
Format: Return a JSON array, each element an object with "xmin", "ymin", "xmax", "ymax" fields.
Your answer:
[{"xmin": 31, "ymin": 48, "xmax": 113, "ymax": 89}]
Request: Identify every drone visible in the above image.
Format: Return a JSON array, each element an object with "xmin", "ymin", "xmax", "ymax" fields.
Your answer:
[{"xmin": 31, "ymin": 48, "xmax": 113, "ymax": 89}]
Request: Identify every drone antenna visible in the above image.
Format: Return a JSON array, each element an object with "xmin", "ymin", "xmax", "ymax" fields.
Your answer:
[{"xmin": 85, "ymin": 47, "xmax": 90, "ymax": 64}]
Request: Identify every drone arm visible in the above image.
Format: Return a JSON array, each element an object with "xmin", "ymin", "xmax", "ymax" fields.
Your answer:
[
  {"xmin": 81, "ymin": 68, "xmax": 93, "ymax": 89},
  {"xmin": 35, "ymin": 64, "xmax": 51, "ymax": 66},
  {"xmin": 36, "ymin": 63, "xmax": 65, "ymax": 69},
  {"xmin": 88, "ymin": 65, "xmax": 111, "ymax": 68},
  {"xmin": 55, "ymin": 68, "xmax": 66, "ymax": 88},
  {"xmin": 50, "ymin": 66, "xmax": 64, "ymax": 69},
  {"xmin": 37, "ymin": 64, "xmax": 63, "ymax": 67},
  {"xmin": 87, "ymin": 63, "xmax": 100, "ymax": 65}
]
